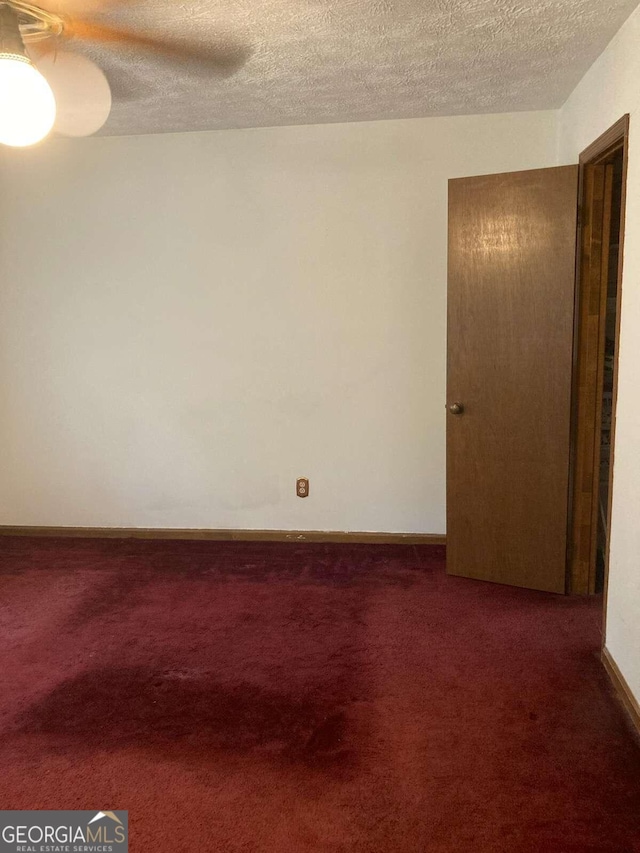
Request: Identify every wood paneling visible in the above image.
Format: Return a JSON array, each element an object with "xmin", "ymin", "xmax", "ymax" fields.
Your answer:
[
  {"xmin": 0, "ymin": 526, "xmax": 445, "ymax": 545},
  {"xmin": 447, "ymin": 166, "xmax": 579, "ymax": 593}
]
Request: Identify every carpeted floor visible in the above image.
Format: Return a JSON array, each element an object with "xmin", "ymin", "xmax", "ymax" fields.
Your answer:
[{"xmin": 0, "ymin": 537, "xmax": 639, "ymax": 852}]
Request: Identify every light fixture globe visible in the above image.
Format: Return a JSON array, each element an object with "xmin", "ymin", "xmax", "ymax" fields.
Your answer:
[
  {"xmin": 0, "ymin": 4, "xmax": 57, "ymax": 148},
  {"xmin": 0, "ymin": 54, "xmax": 55, "ymax": 146}
]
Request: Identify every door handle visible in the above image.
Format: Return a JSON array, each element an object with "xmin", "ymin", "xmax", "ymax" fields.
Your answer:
[{"xmin": 448, "ymin": 402, "xmax": 464, "ymax": 415}]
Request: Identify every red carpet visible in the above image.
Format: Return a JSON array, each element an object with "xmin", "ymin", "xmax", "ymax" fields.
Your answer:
[{"xmin": 0, "ymin": 537, "xmax": 639, "ymax": 852}]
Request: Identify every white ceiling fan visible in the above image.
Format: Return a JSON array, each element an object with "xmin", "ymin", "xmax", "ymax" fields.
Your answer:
[{"xmin": 0, "ymin": 0, "xmax": 250, "ymax": 147}]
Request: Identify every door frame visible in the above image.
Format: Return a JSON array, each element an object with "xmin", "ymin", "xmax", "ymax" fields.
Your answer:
[{"xmin": 567, "ymin": 115, "xmax": 630, "ymax": 600}]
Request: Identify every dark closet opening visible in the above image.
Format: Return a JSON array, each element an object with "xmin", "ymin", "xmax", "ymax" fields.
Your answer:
[
  {"xmin": 595, "ymin": 149, "xmax": 624, "ymax": 592},
  {"xmin": 568, "ymin": 115, "xmax": 628, "ymax": 597}
]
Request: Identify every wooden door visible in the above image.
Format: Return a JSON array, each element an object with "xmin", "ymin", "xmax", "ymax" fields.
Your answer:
[{"xmin": 447, "ymin": 166, "xmax": 579, "ymax": 593}]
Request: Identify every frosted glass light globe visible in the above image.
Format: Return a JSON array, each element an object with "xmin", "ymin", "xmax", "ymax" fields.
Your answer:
[{"xmin": 0, "ymin": 56, "xmax": 56, "ymax": 147}]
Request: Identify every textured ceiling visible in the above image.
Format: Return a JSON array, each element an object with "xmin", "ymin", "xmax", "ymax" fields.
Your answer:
[{"xmin": 67, "ymin": 0, "xmax": 640, "ymax": 136}]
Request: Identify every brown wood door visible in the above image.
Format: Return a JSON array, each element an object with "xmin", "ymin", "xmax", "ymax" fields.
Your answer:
[{"xmin": 447, "ymin": 166, "xmax": 579, "ymax": 593}]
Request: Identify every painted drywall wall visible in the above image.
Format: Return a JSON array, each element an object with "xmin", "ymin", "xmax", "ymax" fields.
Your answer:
[
  {"xmin": 0, "ymin": 111, "xmax": 557, "ymax": 534},
  {"xmin": 559, "ymin": 5, "xmax": 640, "ymax": 705}
]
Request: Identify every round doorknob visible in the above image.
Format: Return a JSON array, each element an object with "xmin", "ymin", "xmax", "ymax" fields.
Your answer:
[{"xmin": 448, "ymin": 402, "xmax": 464, "ymax": 415}]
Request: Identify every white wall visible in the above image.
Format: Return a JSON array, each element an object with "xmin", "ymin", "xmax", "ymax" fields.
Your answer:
[
  {"xmin": 559, "ymin": 6, "xmax": 640, "ymax": 704},
  {"xmin": 0, "ymin": 111, "xmax": 557, "ymax": 534}
]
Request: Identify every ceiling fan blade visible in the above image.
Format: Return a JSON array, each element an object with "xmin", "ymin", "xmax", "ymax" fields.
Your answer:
[
  {"xmin": 35, "ymin": 50, "xmax": 112, "ymax": 137},
  {"xmin": 39, "ymin": 1, "xmax": 128, "ymax": 14},
  {"xmin": 65, "ymin": 18, "xmax": 251, "ymax": 75}
]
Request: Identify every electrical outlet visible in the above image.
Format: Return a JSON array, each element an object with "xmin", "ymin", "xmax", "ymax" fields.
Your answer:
[{"xmin": 296, "ymin": 478, "xmax": 309, "ymax": 498}]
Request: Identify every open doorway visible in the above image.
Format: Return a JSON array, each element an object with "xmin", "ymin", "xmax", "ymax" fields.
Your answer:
[{"xmin": 568, "ymin": 116, "xmax": 629, "ymax": 597}]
